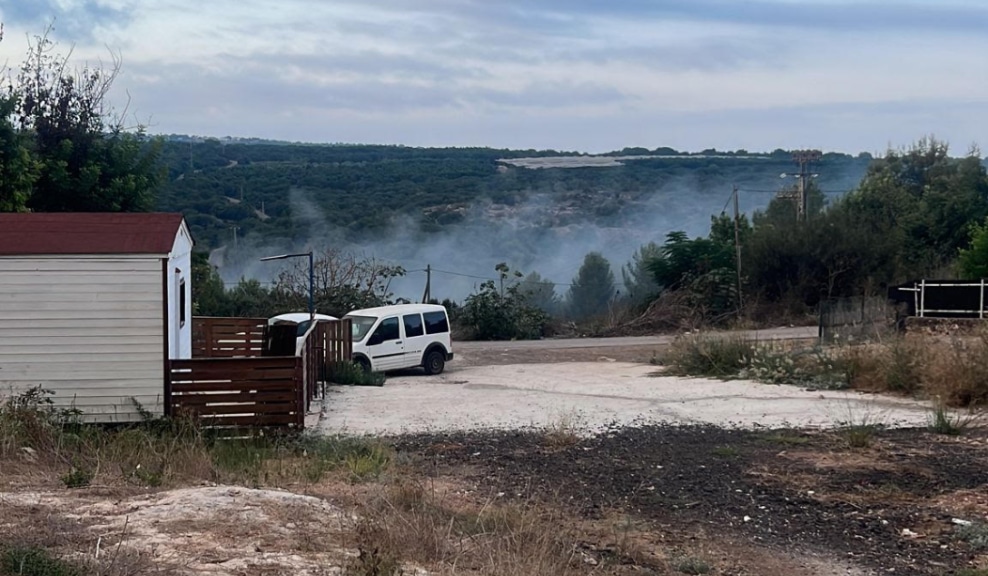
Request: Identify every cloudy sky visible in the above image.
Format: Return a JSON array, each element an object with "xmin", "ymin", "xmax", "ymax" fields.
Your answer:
[{"xmin": 1, "ymin": 0, "xmax": 986, "ymax": 153}]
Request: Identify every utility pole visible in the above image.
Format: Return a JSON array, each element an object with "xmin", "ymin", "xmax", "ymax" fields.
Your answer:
[
  {"xmin": 793, "ymin": 150, "xmax": 821, "ymax": 222},
  {"xmin": 732, "ymin": 185, "xmax": 744, "ymax": 316},
  {"xmin": 777, "ymin": 149, "xmax": 821, "ymax": 222},
  {"xmin": 421, "ymin": 264, "xmax": 432, "ymax": 303}
]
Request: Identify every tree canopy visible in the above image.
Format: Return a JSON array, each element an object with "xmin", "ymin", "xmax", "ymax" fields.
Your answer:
[{"xmin": 1, "ymin": 27, "xmax": 160, "ymax": 213}]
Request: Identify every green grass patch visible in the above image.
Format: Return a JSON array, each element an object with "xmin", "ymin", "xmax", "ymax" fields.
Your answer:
[
  {"xmin": 711, "ymin": 446, "xmax": 739, "ymax": 458},
  {"xmin": 0, "ymin": 546, "xmax": 85, "ymax": 576}
]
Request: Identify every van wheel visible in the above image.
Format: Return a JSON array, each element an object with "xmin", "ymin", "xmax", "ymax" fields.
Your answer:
[
  {"xmin": 423, "ymin": 350, "xmax": 446, "ymax": 375},
  {"xmin": 355, "ymin": 357, "xmax": 371, "ymax": 373}
]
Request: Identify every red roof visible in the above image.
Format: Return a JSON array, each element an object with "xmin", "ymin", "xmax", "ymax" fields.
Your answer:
[{"xmin": 0, "ymin": 213, "xmax": 188, "ymax": 256}]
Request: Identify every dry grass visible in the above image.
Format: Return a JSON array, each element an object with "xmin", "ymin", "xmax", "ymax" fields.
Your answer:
[
  {"xmin": 837, "ymin": 333, "xmax": 988, "ymax": 408},
  {"xmin": 0, "ymin": 387, "xmax": 393, "ymax": 490},
  {"xmin": 345, "ymin": 481, "xmax": 584, "ymax": 576}
]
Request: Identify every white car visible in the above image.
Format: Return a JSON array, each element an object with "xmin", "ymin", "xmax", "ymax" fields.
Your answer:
[
  {"xmin": 343, "ymin": 304, "xmax": 453, "ymax": 374},
  {"xmin": 268, "ymin": 312, "xmax": 338, "ymax": 352}
]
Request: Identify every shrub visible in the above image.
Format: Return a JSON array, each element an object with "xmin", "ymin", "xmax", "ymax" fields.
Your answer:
[
  {"xmin": 0, "ymin": 546, "xmax": 85, "ymax": 576},
  {"xmin": 456, "ymin": 265, "xmax": 550, "ymax": 341},
  {"xmin": 665, "ymin": 334, "xmax": 755, "ymax": 378},
  {"xmin": 330, "ymin": 361, "xmax": 386, "ymax": 386}
]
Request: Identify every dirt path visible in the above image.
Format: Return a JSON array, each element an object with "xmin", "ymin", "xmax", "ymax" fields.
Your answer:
[{"xmin": 454, "ymin": 326, "xmax": 816, "ymax": 366}]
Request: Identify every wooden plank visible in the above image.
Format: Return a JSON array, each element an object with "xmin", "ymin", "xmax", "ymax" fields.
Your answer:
[
  {"xmin": 169, "ymin": 367, "xmax": 298, "ymax": 380},
  {"xmin": 170, "ymin": 357, "xmax": 296, "ymax": 368},
  {"xmin": 169, "ymin": 391, "xmax": 298, "ymax": 404},
  {"xmin": 172, "ymin": 414, "xmax": 298, "ymax": 427},
  {"xmin": 170, "ymin": 381, "xmax": 297, "ymax": 393},
  {"xmin": 171, "ymin": 403, "xmax": 297, "ymax": 415}
]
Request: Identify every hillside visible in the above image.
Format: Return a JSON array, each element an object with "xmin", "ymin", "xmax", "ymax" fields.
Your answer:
[{"xmin": 156, "ymin": 140, "xmax": 872, "ymax": 297}]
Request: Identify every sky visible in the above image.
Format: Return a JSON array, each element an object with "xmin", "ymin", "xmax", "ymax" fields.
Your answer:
[{"xmin": 1, "ymin": 0, "xmax": 987, "ymax": 154}]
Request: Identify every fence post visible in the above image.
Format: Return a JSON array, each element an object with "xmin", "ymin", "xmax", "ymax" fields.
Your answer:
[
  {"xmin": 981, "ymin": 279, "xmax": 985, "ymax": 320},
  {"xmin": 295, "ymin": 357, "xmax": 305, "ymax": 428},
  {"xmin": 919, "ymin": 279, "xmax": 926, "ymax": 318},
  {"xmin": 163, "ymin": 360, "xmax": 172, "ymax": 417}
]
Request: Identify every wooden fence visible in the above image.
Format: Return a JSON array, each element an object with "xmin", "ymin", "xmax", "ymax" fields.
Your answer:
[
  {"xmin": 166, "ymin": 356, "xmax": 303, "ymax": 428},
  {"xmin": 819, "ymin": 296, "xmax": 894, "ymax": 343},
  {"xmin": 192, "ymin": 317, "xmax": 267, "ymax": 358},
  {"xmin": 174, "ymin": 317, "xmax": 354, "ymax": 430}
]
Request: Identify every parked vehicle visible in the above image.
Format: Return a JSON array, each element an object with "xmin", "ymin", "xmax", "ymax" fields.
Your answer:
[
  {"xmin": 343, "ymin": 304, "xmax": 453, "ymax": 374},
  {"xmin": 268, "ymin": 312, "xmax": 338, "ymax": 353}
]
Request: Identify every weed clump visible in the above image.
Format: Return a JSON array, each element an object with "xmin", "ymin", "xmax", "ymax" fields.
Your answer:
[
  {"xmin": 330, "ymin": 361, "xmax": 386, "ymax": 386},
  {"xmin": 666, "ymin": 334, "xmax": 756, "ymax": 378}
]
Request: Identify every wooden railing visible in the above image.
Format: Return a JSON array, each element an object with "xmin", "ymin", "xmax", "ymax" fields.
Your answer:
[
  {"xmin": 166, "ymin": 356, "xmax": 303, "ymax": 428},
  {"xmin": 179, "ymin": 317, "xmax": 354, "ymax": 429},
  {"xmin": 299, "ymin": 318, "xmax": 353, "ymax": 409},
  {"xmin": 192, "ymin": 317, "xmax": 267, "ymax": 358}
]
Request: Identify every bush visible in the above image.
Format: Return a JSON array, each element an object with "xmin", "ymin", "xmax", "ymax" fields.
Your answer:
[
  {"xmin": 457, "ymin": 266, "xmax": 549, "ymax": 340},
  {"xmin": 665, "ymin": 334, "xmax": 756, "ymax": 378},
  {"xmin": 0, "ymin": 546, "xmax": 85, "ymax": 576},
  {"xmin": 330, "ymin": 361, "xmax": 386, "ymax": 386}
]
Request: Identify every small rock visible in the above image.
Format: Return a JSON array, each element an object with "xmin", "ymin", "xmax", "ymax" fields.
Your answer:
[
  {"xmin": 901, "ymin": 528, "xmax": 921, "ymax": 539},
  {"xmin": 952, "ymin": 518, "xmax": 972, "ymax": 527},
  {"xmin": 744, "ymin": 515, "xmax": 752, "ymax": 523}
]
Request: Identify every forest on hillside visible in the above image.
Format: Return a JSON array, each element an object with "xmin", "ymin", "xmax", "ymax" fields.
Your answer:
[{"xmin": 155, "ymin": 139, "xmax": 872, "ymax": 252}]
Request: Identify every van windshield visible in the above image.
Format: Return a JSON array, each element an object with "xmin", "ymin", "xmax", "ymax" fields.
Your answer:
[{"xmin": 346, "ymin": 315, "xmax": 377, "ymax": 341}]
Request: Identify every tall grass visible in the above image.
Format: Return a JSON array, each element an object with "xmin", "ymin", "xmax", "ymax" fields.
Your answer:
[
  {"xmin": 665, "ymin": 334, "xmax": 756, "ymax": 378},
  {"xmin": 0, "ymin": 387, "xmax": 392, "ymax": 488},
  {"xmin": 666, "ymin": 330, "xmax": 988, "ymax": 412}
]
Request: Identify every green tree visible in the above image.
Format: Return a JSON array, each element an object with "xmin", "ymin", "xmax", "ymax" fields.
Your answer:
[
  {"xmin": 0, "ymin": 93, "xmax": 37, "ymax": 211},
  {"xmin": 647, "ymin": 219, "xmax": 743, "ymax": 321},
  {"xmin": 459, "ymin": 265, "xmax": 548, "ymax": 340},
  {"xmin": 567, "ymin": 252, "xmax": 615, "ymax": 319},
  {"xmin": 190, "ymin": 252, "xmax": 230, "ymax": 316},
  {"xmin": 958, "ymin": 217, "xmax": 988, "ymax": 279},
  {"xmin": 621, "ymin": 242, "xmax": 661, "ymax": 307},
  {"xmin": 9, "ymin": 28, "xmax": 161, "ymax": 212},
  {"xmin": 518, "ymin": 271, "xmax": 558, "ymax": 314}
]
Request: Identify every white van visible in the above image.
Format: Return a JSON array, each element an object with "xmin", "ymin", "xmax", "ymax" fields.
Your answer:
[{"xmin": 344, "ymin": 304, "xmax": 453, "ymax": 374}]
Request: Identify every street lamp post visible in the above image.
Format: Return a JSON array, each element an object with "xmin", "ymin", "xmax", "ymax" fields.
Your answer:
[{"xmin": 260, "ymin": 251, "xmax": 315, "ymax": 321}]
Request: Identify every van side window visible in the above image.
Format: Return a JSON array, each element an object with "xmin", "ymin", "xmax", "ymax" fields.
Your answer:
[
  {"xmin": 372, "ymin": 317, "xmax": 400, "ymax": 342},
  {"xmin": 403, "ymin": 314, "xmax": 424, "ymax": 337},
  {"xmin": 423, "ymin": 311, "xmax": 449, "ymax": 334}
]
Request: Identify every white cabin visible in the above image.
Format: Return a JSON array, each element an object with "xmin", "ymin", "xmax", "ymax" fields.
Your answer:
[{"xmin": 0, "ymin": 213, "xmax": 193, "ymax": 422}]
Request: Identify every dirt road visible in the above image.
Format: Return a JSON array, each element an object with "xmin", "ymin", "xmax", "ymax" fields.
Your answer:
[{"xmin": 454, "ymin": 326, "xmax": 817, "ymax": 365}]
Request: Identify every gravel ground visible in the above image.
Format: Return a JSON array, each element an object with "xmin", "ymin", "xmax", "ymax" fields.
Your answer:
[{"xmin": 318, "ymin": 362, "xmax": 932, "ymax": 436}]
